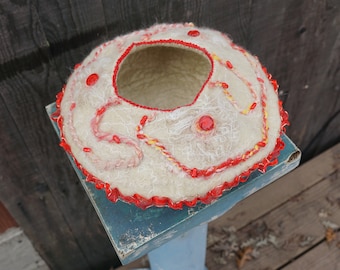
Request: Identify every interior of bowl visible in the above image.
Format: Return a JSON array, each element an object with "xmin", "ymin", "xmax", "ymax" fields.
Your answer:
[{"xmin": 116, "ymin": 44, "xmax": 212, "ymax": 110}]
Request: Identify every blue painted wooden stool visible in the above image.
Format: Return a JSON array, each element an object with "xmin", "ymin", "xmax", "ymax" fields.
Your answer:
[{"xmin": 46, "ymin": 103, "xmax": 301, "ymax": 270}]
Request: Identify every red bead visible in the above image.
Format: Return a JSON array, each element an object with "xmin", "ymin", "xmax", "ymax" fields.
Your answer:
[
  {"xmin": 221, "ymin": 82, "xmax": 229, "ymax": 89},
  {"xmin": 137, "ymin": 134, "xmax": 146, "ymax": 139},
  {"xmin": 95, "ymin": 182, "xmax": 105, "ymax": 189},
  {"xmin": 257, "ymin": 77, "xmax": 264, "ymax": 83},
  {"xmin": 257, "ymin": 141, "xmax": 267, "ymax": 147},
  {"xmin": 198, "ymin": 115, "xmax": 215, "ymax": 131},
  {"xmin": 226, "ymin": 61, "xmax": 233, "ymax": 69},
  {"xmin": 187, "ymin": 30, "xmax": 200, "ymax": 37},
  {"xmin": 60, "ymin": 140, "xmax": 71, "ymax": 152},
  {"xmin": 86, "ymin": 73, "xmax": 99, "ymax": 86},
  {"xmin": 70, "ymin": 102, "xmax": 76, "ymax": 110},
  {"xmin": 250, "ymin": 102, "xmax": 257, "ymax": 110},
  {"xmin": 74, "ymin": 63, "xmax": 81, "ymax": 69},
  {"xmin": 191, "ymin": 168, "xmax": 198, "ymax": 178},
  {"xmin": 140, "ymin": 115, "xmax": 148, "ymax": 126},
  {"xmin": 112, "ymin": 135, "xmax": 121, "ymax": 144},
  {"xmin": 83, "ymin": 147, "xmax": 92, "ymax": 152},
  {"xmin": 96, "ymin": 107, "xmax": 106, "ymax": 116},
  {"xmin": 271, "ymin": 79, "xmax": 279, "ymax": 91}
]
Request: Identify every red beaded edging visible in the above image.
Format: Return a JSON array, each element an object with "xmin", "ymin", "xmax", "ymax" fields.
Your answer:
[
  {"xmin": 53, "ymin": 66, "xmax": 289, "ymax": 210},
  {"xmin": 53, "ymin": 29, "xmax": 289, "ymax": 209}
]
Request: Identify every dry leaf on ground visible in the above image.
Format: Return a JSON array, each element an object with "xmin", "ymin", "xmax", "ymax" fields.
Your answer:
[{"xmin": 236, "ymin": 246, "xmax": 253, "ymax": 269}]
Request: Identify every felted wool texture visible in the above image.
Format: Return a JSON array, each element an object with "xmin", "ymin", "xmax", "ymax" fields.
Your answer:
[{"xmin": 59, "ymin": 23, "xmax": 283, "ymax": 204}]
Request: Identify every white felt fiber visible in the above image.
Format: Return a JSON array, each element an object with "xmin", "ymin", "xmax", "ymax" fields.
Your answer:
[{"xmin": 57, "ymin": 23, "xmax": 286, "ymax": 209}]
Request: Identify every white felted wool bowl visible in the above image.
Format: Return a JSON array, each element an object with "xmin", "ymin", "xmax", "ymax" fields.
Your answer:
[{"xmin": 55, "ymin": 23, "xmax": 288, "ymax": 209}]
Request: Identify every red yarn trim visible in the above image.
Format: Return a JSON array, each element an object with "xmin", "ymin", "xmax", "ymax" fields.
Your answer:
[
  {"xmin": 53, "ymin": 39, "xmax": 289, "ymax": 210},
  {"xmin": 61, "ymin": 136, "xmax": 285, "ymax": 210},
  {"xmin": 112, "ymin": 39, "xmax": 214, "ymax": 112},
  {"xmin": 53, "ymin": 88, "xmax": 288, "ymax": 210}
]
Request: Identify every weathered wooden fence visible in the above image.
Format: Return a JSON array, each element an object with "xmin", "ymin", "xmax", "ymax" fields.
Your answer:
[{"xmin": 0, "ymin": 1, "xmax": 339, "ymax": 269}]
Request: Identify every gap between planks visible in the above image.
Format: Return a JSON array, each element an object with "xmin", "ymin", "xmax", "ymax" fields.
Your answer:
[
  {"xmin": 207, "ymin": 163, "xmax": 340, "ymax": 269},
  {"xmin": 208, "ymin": 142, "xmax": 340, "ymax": 234},
  {"xmin": 207, "ymin": 143, "xmax": 340, "ymax": 269},
  {"xmin": 281, "ymin": 240, "xmax": 340, "ymax": 270}
]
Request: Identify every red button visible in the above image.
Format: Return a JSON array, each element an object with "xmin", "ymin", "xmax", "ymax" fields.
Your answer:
[
  {"xmin": 187, "ymin": 30, "xmax": 200, "ymax": 37},
  {"xmin": 198, "ymin": 115, "xmax": 215, "ymax": 131},
  {"xmin": 86, "ymin": 73, "xmax": 99, "ymax": 86}
]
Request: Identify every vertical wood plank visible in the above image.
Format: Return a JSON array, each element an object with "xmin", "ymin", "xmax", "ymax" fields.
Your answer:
[
  {"xmin": 0, "ymin": 0, "xmax": 50, "ymax": 83},
  {"xmin": 34, "ymin": 0, "xmax": 107, "ymax": 44},
  {"xmin": 267, "ymin": 0, "xmax": 340, "ymax": 162},
  {"xmin": 0, "ymin": 60, "xmax": 120, "ymax": 269},
  {"xmin": 205, "ymin": 0, "xmax": 340, "ymax": 161},
  {"xmin": 102, "ymin": 0, "xmax": 210, "ymax": 37},
  {"xmin": 0, "ymin": 1, "xmax": 49, "ymax": 65},
  {"xmin": 0, "ymin": 91, "xmax": 89, "ymax": 269}
]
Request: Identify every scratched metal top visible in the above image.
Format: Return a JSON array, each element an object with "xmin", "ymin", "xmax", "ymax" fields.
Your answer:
[{"xmin": 46, "ymin": 102, "xmax": 300, "ymax": 265}]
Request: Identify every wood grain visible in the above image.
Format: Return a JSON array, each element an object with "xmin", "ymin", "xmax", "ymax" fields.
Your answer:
[
  {"xmin": 0, "ymin": 1, "xmax": 339, "ymax": 269},
  {"xmin": 209, "ymin": 143, "xmax": 340, "ymax": 233},
  {"xmin": 207, "ymin": 0, "xmax": 340, "ymax": 162},
  {"xmin": 274, "ymin": 0, "xmax": 340, "ymax": 162},
  {"xmin": 0, "ymin": 87, "xmax": 87, "ymax": 269},
  {"xmin": 0, "ymin": 63, "xmax": 119, "ymax": 269},
  {"xmin": 236, "ymin": 171, "xmax": 340, "ymax": 269},
  {"xmin": 0, "ymin": 1, "xmax": 49, "ymax": 65},
  {"xmin": 282, "ymin": 241, "xmax": 340, "ymax": 270},
  {"xmin": 206, "ymin": 145, "xmax": 340, "ymax": 269},
  {"xmin": 28, "ymin": 1, "xmax": 106, "ymax": 45}
]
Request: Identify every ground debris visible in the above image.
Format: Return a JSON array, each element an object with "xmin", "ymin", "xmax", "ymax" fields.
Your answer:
[
  {"xmin": 322, "ymin": 220, "xmax": 339, "ymax": 230},
  {"xmin": 213, "ymin": 255, "xmax": 228, "ymax": 265},
  {"xmin": 236, "ymin": 247, "xmax": 253, "ymax": 269},
  {"xmin": 325, "ymin": 227, "xmax": 337, "ymax": 244},
  {"xmin": 298, "ymin": 235, "xmax": 315, "ymax": 247},
  {"xmin": 208, "ymin": 222, "xmax": 281, "ymax": 269},
  {"xmin": 318, "ymin": 207, "xmax": 340, "ymax": 246},
  {"xmin": 282, "ymin": 233, "xmax": 315, "ymax": 251},
  {"xmin": 318, "ymin": 208, "xmax": 332, "ymax": 218}
]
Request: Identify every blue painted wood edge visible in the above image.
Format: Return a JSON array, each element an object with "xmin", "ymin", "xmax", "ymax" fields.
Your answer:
[{"xmin": 46, "ymin": 103, "xmax": 301, "ymax": 265}]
